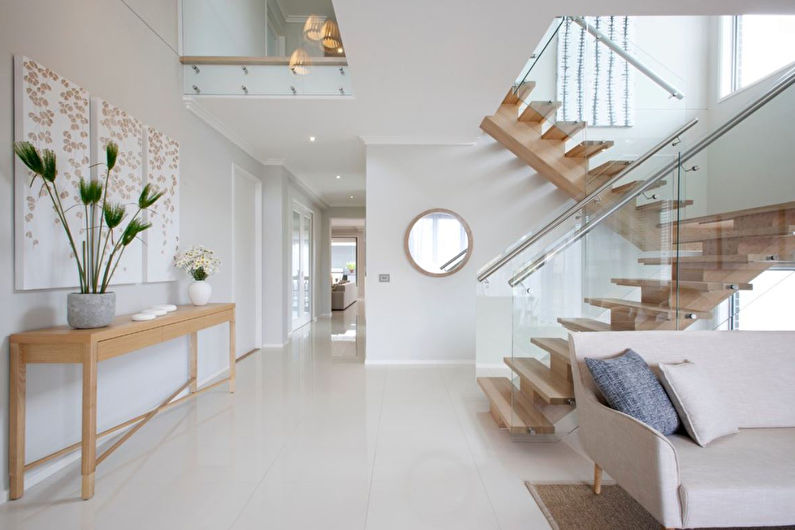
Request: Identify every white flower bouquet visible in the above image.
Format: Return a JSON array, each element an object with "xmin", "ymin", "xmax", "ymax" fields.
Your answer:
[{"xmin": 174, "ymin": 245, "xmax": 221, "ymax": 281}]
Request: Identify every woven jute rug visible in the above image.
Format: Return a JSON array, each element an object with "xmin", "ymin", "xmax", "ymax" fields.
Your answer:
[{"xmin": 525, "ymin": 482, "xmax": 795, "ymax": 530}]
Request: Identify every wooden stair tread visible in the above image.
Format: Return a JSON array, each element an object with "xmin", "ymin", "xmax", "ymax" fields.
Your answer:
[
  {"xmin": 611, "ymin": 278, "xmax": 752, "ymax": 292},
  {"xmin": 503, "ymin": 357, "xmax": 574, "ymax": 404},
  {"xmin": 676, "ymin": 225, "xmax": 795, "ymax": 243},
  {"xmin": 635, "ymin": 200, "xmax": 693, "ymax": 212},
  {"xmin": 531, "ymin": 337, "xmax": 571, "ymax": 366},
  {"xmin": 502, "ymin": 82, "xmax": 536, "ymax": 105},
  {"xmin": 588, "ymin": 160, "xmax": 631, "ymax": 179},
  {"xmin": 639, "ymin": 253, "xmax": 781, "ymax": 265},
  {"xmin": 584, "ymin": 297, "xmax": 712, "ymax": 319},
  {"xmin": 519, "ymin": 100, "xmax": 561, "ymax": 123},
  {"xmin": 565, "ymin": 140, "xmax": 614, "ymax": 159},
  {"xmin": 557, "ymin": 317, "xmax": 612, "ymax": 332},
  {"xmin": 658, "ymin": 201, "xmax": 795, "ymax": 227},
  {"xmin": 611, "ymin": 179, "xmax": 667, "ymax": 195},
  {"xmin": 541, "ymin": 121, "xmax": 586, "ymax": 140},
  {"xmin": 477, "ymin": 377, "xmax": 555, "ymax": 434}
]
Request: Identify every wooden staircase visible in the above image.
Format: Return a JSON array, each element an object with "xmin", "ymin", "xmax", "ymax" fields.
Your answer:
[{"xmin": 477, "ymin": 83, "xmax": 795, "ymax": 436}]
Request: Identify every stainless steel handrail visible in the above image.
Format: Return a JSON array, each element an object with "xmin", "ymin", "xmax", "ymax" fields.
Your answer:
[
  {"xmin": 476, "ymin": 118, "xmax": 698, "ymax": 282},
  {"xmin": 508, "ymin": 65, "xmax": 795, "ymax": 287},
  {"xmin": 439, "ymin": 249, "xmax": 467, "ymax": 271},
  {"xmin": 570, "ymin": 17, "xmax": 685, "ymax": 100}
]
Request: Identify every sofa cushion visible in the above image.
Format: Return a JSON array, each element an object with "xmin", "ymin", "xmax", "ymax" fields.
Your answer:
[
  {"xmin": 585, "ymin": 349, "xmax": 680, "ymax": 435},
  {"xmin": 670, "ymin": 428, "xmax": 795, "ymax": 528},
  {"xmin": 659, "ymin": 360, "xmax": 738, "ymax": 446}
]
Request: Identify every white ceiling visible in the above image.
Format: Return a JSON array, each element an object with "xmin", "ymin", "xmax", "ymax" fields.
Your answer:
[{"xmin": 194, "ymin": 0, "xmax": 795, "ymax": 208}]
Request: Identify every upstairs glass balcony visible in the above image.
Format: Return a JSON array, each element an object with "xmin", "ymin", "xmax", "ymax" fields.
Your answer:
[{"xmin": 180, "ymin": 0, "xmax": 353, "ymax": 97}]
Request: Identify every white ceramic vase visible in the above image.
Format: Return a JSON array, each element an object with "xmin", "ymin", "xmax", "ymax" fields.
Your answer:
[{"xmin": 188, "ymin": 280, "xmax": 211, "ymax": 306}]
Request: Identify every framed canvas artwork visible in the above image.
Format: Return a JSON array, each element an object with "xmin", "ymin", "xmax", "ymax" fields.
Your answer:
[{"xmin": 144, "ymin": 127, "xmax": 180, "ymax": 282}]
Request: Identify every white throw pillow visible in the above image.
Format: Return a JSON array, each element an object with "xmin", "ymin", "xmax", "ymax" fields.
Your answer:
[{"xmin": 658, "ymin": 360, "xmax": 738, "ymax": 447}]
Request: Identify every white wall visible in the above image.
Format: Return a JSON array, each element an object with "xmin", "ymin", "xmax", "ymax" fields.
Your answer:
[
  {"xmin": 703, "ymin": 17, "xmax": 795, "ymax": 214},
  {"xmin": 365, "ymin": 138, "xmax": 572, "ymax": 363},
  {"xmin": 0, "ymin": 0, "xmax": 282, "ymax": 498},
  {"xmin": 182, "ymin": 0, "xmax": 269, "ymax": 56}
]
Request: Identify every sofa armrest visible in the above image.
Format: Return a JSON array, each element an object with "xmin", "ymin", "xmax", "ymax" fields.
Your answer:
[{"xmin": 577, "ymin": 393, "xmax": 682, "ymax": 527}]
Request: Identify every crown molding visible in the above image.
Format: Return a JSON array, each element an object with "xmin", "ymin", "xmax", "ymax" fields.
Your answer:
[
  {"xmin": 359, "ymin": 135, "xmax": 478, "ymax": 146},
  {"xmin": 285, "ymin": 14, "xmax": 327, "ymax": 24},
  {"xmin": 183, "ymin": 97, "xmax": 329, "ymax": 209}
]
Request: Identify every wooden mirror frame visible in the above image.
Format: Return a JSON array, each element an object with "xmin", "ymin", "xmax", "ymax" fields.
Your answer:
[{"xmin": 403, "ymin": 208, "xmax": 473, "ymax": 278}]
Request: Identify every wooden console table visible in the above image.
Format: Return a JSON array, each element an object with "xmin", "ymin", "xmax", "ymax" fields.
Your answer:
[{"xmin": 8, "ymin": 303, "xmax": 235, "ymax": 500}]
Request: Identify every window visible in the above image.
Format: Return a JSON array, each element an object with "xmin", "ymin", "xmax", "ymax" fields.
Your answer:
[
  {"xmin": 331, "ymin": 237, "xmax": 357, "ymax": 285},
  {"xmin": 720, "ymin": 15, "xmax": 795, "ymax": 98}
]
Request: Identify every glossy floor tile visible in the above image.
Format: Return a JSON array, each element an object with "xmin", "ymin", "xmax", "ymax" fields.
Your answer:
[{"xmin": 0, "ymin": 300, "xmax": 594, "ymax": 529}]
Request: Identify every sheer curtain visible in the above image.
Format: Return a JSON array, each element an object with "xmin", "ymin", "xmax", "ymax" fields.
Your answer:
[{"xmin": 558, "ymin": 16, "xmax": 634, "ymax": 127}]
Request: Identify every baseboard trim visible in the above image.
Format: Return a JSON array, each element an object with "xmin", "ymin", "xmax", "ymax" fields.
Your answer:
[
  {"xmin": 260, "ymin": 342, "xmax": 287, "ymax": 349},
  {"xmin": 364, "ymin": 359, "xmax": 474, "ymax": 366}
]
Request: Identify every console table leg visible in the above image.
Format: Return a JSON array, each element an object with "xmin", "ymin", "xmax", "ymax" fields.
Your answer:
[
  {"xmin": 9, "ymin": 343, "xmax": 25, "ymax": 500},
  {"xmin": 229, "ymin": 319, "xmax": 236, "ymax": 393},
  {"xmin": 189, "ymin": 332, "xmax": 198, "ymax": 393},
  {"xmin": 81, "ymin": 346, "xmax": 98, "ymax": 500}
]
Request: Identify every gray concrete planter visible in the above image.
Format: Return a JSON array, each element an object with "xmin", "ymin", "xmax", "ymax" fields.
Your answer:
[{"xmin": 67, "ymin": 292, "xmax": 116, "ymax": 329}]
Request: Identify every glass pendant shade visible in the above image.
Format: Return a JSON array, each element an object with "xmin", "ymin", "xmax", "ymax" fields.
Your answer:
[
  {"xmin": 289, "ymin": 48, "xmax": 311, "ymax": 75},
  {"xmin": 303, "ymin": 15, "xmax": 324, "ymax": 41},
  {"xmin": 321, "ymin": 20, "xmax": 342, "ymax": 50}
]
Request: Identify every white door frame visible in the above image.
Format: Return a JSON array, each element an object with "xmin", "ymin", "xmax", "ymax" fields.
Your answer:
[
  {"xmin": 290, "ymin": 200, "xmax": 314, "ymax": 331},
  {"xmin": 231, "ymin": 164, "xmax": 263, "ymax": 350}
]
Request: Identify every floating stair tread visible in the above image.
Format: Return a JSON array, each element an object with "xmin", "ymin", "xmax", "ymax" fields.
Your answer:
[
  {"xmin": 611, "ymin": 278, "xmax": 752, "ymax": 292},
  {"xmin": 588, "ymin": 160, "xmax": 631, "ymax": 179},
  {"xmin": 658, "ymin": 201, "xmax": 795, "ymax": 227},
  {"xmin": 502, "ymin": 82, "xmax": 536, "ymax": 105},
  {"xmin": 676, "ymin": 225, "xmax": 795, "ymax": 243},
  {"xmin": 519, "ymin": 100, "xmax": 561, "ymax": 123},
  {"xmin": 636, "ymin": 200, "xmax": 693, "ymax": 212},
  {"xmin": 541, "ymin": 121, "xmax": 586, "ymax": 140},
  {"xmin": 557, "ymin": 317, "xmax": 612, "ymax": 332},
  {"xmin": 503, "ymin": 357, "xmax": 574, "ymax": 404},
  {"xmin": 611, "ymin": 179, "xmax": 667, "ymax": 195},
  {"xmin": 477, "ymin": 377, "xmax": 555, "ymax": 434},
  {"xmin": 639, "ymin": 253, "xmax": 781, "ymax": 265},
  {"xmin": 531, "ymin": 337, "xmax": 571, "ymax": 366},
  {"xmin": 565, "ymin": 140, "xmax": 614, "ymax": 159},
  {"xmin": 584, "ymin": 297, "xmax": 712, "ymax": 319}
]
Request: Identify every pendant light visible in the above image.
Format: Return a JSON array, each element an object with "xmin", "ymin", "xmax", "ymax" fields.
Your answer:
[
  {"xmin": 289, "ymin": 48, "xmax": 310, "ymax": 75},
  {"xmin": 303, "ymin": 15, "xmax": 324, "ymax": 42},
  {"xmin": 321, "ymin": 20, "xmax": 342, "ymax": 50}
]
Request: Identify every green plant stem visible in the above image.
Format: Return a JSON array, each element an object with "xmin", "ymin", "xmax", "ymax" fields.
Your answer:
[
  {"xmin": 99, "ymin": 207, "xmax": 142, "ymax": 293},
  {"xmin": 46, "ymin": 181, "xmax": 85, "ymax": 292},
  {"xmin": 84, "ymin": 204, "xmax": 92, "ymax": 290},
  {"xmin": 93, "ymin": 165, "xmax": 111, "ymax": 292}
]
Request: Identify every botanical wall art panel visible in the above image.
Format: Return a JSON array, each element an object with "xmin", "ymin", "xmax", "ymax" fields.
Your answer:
[
  {"xmin": 144, "ymin": 127, "xmax": 180, "ymax": 282},
  {"xmin": 14, "ymin": 56, "xmax": 90, "ymax": 290},
  {"xmin": 91, "ymin": 97, "xmax": 145, "ymax": 285}
]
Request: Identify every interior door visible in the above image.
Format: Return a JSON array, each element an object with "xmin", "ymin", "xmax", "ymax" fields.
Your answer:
[
  {"xmin": 233, "ymin": 167, "xmax": 262, "ymax": 356},
  {"xmin": 291, "ymin": 204, "xmax": 313, "ymax": 330}
]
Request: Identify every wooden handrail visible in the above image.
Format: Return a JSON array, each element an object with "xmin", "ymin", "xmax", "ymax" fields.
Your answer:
[{"xmin": 180, "ymin": 55, "xmax": 348, "ymax": 66}]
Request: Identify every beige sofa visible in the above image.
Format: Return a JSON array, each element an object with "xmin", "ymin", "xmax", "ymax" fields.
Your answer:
[
  {"xmin": 569, "ymin": 330, "xmax": 795, "ymax": 529},
  {"xmin": 331, "ymin": 281, "xmax": 358, "ymax": 310}
]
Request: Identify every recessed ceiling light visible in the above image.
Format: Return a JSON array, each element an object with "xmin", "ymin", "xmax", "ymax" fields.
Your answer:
[
  {"xmin": 349, "ymin": 195, "xmax": 354, "ymax": 199},
  {"xmin": 336, "ymin": 175, "xmax": 341, "ymax": 179},
  {"xmin": 309, "ymin": 136, "xmax": 316, "ymax": 142}
]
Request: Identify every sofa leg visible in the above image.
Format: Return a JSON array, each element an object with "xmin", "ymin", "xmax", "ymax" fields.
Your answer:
[{"xmin": 593, "ymin": 463, "xmax": 602, "ymax": 495}]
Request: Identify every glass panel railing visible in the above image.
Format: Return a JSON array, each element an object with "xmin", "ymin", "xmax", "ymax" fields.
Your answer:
[
  {"xmin": 180, "ymin": 0, "xmax": 352, "ymax": 96},
  {"xmin": 669, "ymin": 68, "xmax": 795, "ymax": 332}
]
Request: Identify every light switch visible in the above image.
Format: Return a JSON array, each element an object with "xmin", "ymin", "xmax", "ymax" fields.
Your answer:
[{"xmin": 378, "ymin": 274, "xmax": 390, "ymax": 283}]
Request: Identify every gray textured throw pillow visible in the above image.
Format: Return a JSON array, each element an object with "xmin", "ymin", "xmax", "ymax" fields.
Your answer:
[{"xmin": 585, "ymin": 349, "xmax": 680, "ymax": 435}]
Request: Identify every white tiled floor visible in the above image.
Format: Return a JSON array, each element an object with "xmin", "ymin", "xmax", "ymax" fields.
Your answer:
[{"xmin": 0, "ymin": 301, "xmax": 595, "ymax": 529}]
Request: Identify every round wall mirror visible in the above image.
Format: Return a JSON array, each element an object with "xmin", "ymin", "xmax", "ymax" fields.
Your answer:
[{"xmin": 404, "ymin": 209, "xmax": 473, "ymax": 277}]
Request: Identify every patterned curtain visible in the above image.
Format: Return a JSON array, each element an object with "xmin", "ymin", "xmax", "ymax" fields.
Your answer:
[{"xmin": 558, "ymin": 17, "xmax": 634, "ymax": 127}]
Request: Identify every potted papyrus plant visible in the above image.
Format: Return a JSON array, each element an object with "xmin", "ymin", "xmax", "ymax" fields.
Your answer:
[{"xmin": 14, "ymin": 141, "xmax": 163, "ymax": 328}]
